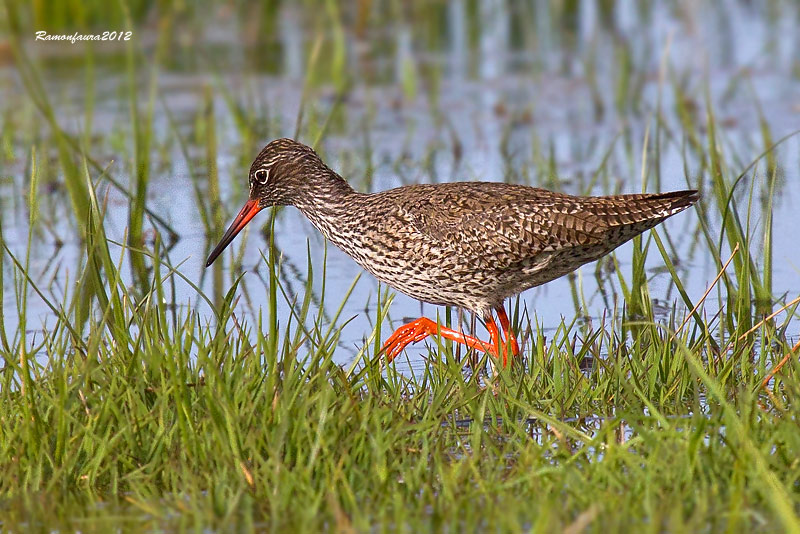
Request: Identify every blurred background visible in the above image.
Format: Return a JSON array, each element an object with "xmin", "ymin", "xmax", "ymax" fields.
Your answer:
[{"xmin": 1, "ymin": 0, "xmax": 798, "ymax": 368}]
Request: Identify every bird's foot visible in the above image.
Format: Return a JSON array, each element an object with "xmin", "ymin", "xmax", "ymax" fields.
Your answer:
[
  {"xmin": 383, "ymin": 318, "xmax": 436, "ymax": 362},
  {"xmin": 382, "ymin": 317, "xmax": 499, "ymax": 363}
]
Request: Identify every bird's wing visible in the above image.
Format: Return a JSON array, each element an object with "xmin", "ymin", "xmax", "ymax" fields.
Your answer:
[{"xmin": 394, "ymin": 184, "xmax": 611, "ymax": 270}]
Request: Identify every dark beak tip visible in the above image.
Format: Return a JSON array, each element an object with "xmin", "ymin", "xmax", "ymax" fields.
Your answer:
[{"xmin": 204, "ymin": 198, "xmax": 262, "ymax": 270}]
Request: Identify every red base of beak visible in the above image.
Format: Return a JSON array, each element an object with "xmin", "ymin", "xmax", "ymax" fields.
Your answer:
[{"xmin": 205, "ymin": 199, "xmax": 262, "ymax": 267}]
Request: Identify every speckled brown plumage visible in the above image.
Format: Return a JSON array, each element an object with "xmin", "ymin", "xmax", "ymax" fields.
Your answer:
[{"xmin": 206, "ymin": 138, "xmax": 699, "ymax": 365}]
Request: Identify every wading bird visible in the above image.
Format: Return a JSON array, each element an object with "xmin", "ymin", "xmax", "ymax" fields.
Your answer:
[{"xmin": 206, "ymin": 138, "xmax": 698, "ymax": 366}]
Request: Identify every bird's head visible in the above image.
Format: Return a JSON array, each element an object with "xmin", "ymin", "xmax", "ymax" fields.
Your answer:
[{"xmin": 205, "ymin": 138, "xmax": 321, "ymax": 267}]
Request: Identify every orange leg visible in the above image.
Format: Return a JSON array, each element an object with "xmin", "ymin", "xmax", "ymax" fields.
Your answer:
[
  {"xmin": 494, "ymin": 306, "xmax": 520, "ymax": 365},
  {"xmin": 382, "ymin": 310, "xmax": 520, "ymax": 367},
  {"xmin": 383, "ymin": 317, "xmax": 499, "ymax": 362}
]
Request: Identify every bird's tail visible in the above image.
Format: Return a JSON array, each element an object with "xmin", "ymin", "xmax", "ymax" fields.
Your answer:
[
  {"xmin": 630, "ymin": 189, "xmax": 700, "ymax": 219},
  {"xmin": 593, "ymin": 189, "xmax": 699, "ymax": 227}
]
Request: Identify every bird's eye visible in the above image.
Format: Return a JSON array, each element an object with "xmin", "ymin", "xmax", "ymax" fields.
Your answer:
[{"xmin": 254, "ymin": 169, "xmax": 269, "ymax": 185}]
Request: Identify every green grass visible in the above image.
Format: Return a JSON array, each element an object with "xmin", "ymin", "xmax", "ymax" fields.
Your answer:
[
  {"xmin": 1, "ymin": 222, "xmax": 799, "ymax": 532},
  {"xmin": 2, "ymin": 0, "xmax": 800, "ymax": 531},
  {"xmin": 1, "ymin": 141, "xmax": 799, "ymax": 530}
]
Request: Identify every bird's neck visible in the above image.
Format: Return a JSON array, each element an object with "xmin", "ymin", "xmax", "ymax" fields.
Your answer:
[{"xmin": 292, "ymin": 168, "xmax": 366, "ymax": 245}]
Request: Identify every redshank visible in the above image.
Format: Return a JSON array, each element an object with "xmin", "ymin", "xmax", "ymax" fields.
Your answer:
[{"xmin": 205, "ymin": 138, "xmax": 698, "ymax": 366}]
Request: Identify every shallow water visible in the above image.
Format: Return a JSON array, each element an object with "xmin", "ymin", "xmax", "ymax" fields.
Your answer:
[{"xmin": 1, "ymin": 0, "xmax": 798, "ymax": 370}]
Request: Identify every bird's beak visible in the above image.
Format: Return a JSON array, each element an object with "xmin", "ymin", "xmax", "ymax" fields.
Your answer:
[{"xmin": 205, "ymin": 199, "xmax": 263, "ymax": 267}]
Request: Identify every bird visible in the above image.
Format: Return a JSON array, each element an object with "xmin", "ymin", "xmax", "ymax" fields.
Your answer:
[{"xmin": 205, "ymin": 138, "xmax": 699, "ymax": 367}]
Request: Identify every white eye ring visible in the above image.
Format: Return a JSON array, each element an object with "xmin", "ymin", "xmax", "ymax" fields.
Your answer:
[{"xmin": 255, "ymin": 168, "xmax": 270, "ymax": 185}]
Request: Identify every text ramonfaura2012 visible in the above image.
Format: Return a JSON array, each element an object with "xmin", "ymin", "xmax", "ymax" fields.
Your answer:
[{"xmin": 35, "ymin": 31, "xmax": 133, "ymax": 44}]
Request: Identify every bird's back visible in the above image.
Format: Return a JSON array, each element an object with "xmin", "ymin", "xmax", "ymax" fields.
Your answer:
[{"xmin": 349, "ymin": 183, "xmax": 698, "ymax": 314}]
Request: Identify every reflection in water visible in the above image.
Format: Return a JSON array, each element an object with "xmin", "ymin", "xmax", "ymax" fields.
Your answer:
[
  {"xmin": 479, "ymin": 0, "xmax": 507, "ymax": 81},
  {"xmin": 395, "ymin": 25, "xmax": 414, "ymax": 95},
  {"xmin": 448, "ymin": 0, "xmax": 467, "ymax": 80},
  {"xmin": 280, "ymin": 6, "xmax": 303, "ymax": 81}
]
